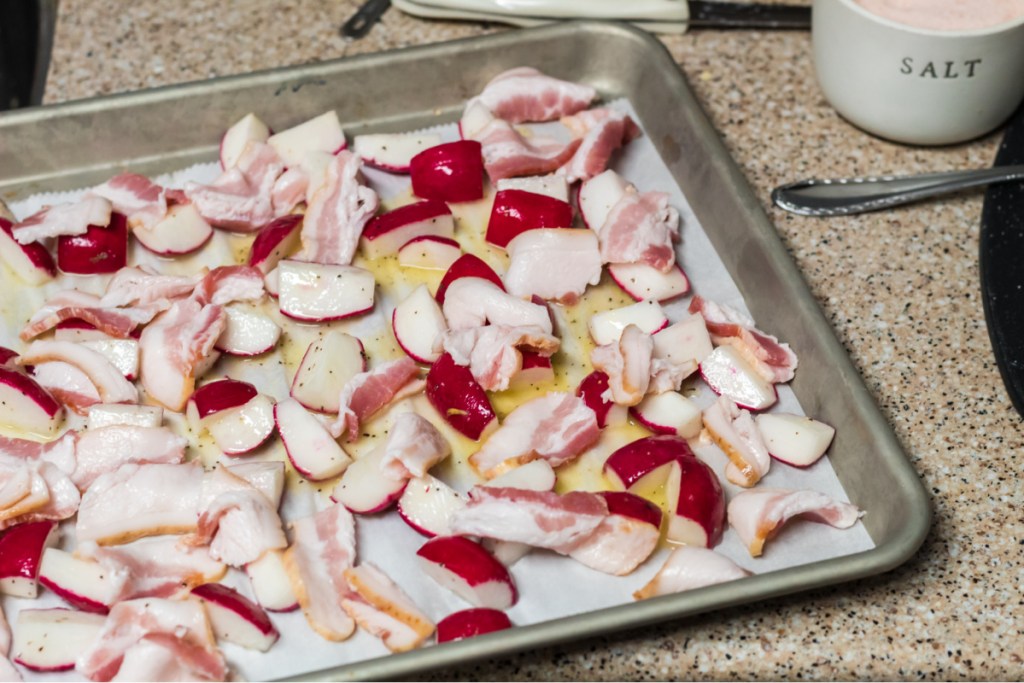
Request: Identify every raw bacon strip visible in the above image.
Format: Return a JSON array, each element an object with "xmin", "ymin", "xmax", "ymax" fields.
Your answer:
[
  {"xmin": 476, "ymin": 67, "xmax": 596, "ymax": 123},
  {"xmin": 702, "ymin": 397, "xmax": 771, "ymax": 488},
  {"xmin": 558, "ymin": 108, "xmax": 640, "ymax": 183},
  {"xmin": 379, "ymin": 412, "xmax": 451, "ymax": 480},
  {"xmin": 283, "ymin": 503, "xmax": 358, "ymax": 641},
  {"xmin": 32, "ymin": 361, "xmax": 102, "ymax": 414},
  {"xmin": 75, "ymin": 598, "xmax": 226, "ymax": 682},
  {"xmin": 20, "ymin": 340, "xmax": 138, "ymax": 405},
  {"xmin": 81, "ymin": 537, "xmax": 227, "ymax": 602},
  {"xmin": 272, "ymin": 167, "xmax": 309, "ymax": 215},
  {"xmin": 634, "ymin": 546, "xmax": 751, "ymax": 600},
  {"xmin": 473, "ymin": 119, "xmax": 582, "ymax": 182},
  {"xmin": 99, "ymin": 266, "xmax": 201, "ymax": 309},
  {"xmin": 71, "ymin": 425, "xmax": 187, "ymax": 489},
  {"xmin": 469, "ymin": 392, "xmax": 599, "ymax": 479},
  {"xmin": 20, "ymin": 291, "xmax": 143, "ymax": 341},
  {"xmin": 648, "ymin": 357, "xmax": 695, "ymax": 395},
  {"xmin": 329, "ymin": 358, "xmax": 422, "ymax": 441},
  {"xmin": 76, "ymin": 462, "xmax": 203, "ymax": 545},
  {"xmin": 12, "ymin": 196, "xmax": 112, "ymax": 244},
  {"xmin": 88, "ymin": 173, "xmax": 168, "ymax": 230},
  {"xmin": 689, "ymin": 295, "xmax": 798, "ymax": 383},
  {"xmin": 184, "ymin": 141, "xmax": 283, "ymax": 232},
  {"xmin": 190, "ymin": 488, "xmax": 287, "ymax": 567},
  {"xmin": 568, "ymin": 509, "xmax": 661, "ymax": 576},
  {"xmin": 0, "ymin": 465, "xmax": 50, "ymax": 524},
  {"xmin": 139, "ymin": 298, "xmax": 226, "ymax": 411},
  {"xmin": 503, "ymin": 228, "xmax": 603, "ymax": 305},
  {"xmin": 597, "ymin": 190, "xmax": 679, "ymax": 273},
  {"xmin": 0, "ymin": 462, "xmax": 79, "ymax": 531},
  {"xmin": 450, "ymin": 486, "xmax": 608, "ymax": 554},
  {"xmin": 102, "ymin": 636, "xmax": 216, "ymax": 682},
  {"xmin": 727, "ymin": 488, "xmax": 863, "ymax": 557},
  {"xmin": 0, "ymin": 432, "xmax": 76, "ymax": 475},
  {"xmin": 441, "ymin": 324, "xmax": 560, "ymax": 392},
  {"xmin": 441, "ymin": 277, "xmax": 553, "ymax": 334},
  {"xmin": 299, "ymin": 150, "xmax": 379, "ymax": 266},
  {"xmin": 191, "ymin": 264, "xmax": 265, "ymax": 305},
  {"xmin": 590, "ymin": 324, "xmax": 653, "ymax": 406},
  {"xmin": 341, "ymin": 563, "xmax": 435, "ymax": 653}
]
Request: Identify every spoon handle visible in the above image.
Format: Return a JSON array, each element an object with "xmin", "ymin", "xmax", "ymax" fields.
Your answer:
[{"xmin": 772, "ymin": 165, "xmax": 1024, "ymax": 216}]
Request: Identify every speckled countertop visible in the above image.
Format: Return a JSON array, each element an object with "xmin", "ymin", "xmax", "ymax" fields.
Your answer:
[{"xmin": 41, "ymin": 1, "xmax": 1023, "ymax": 680}]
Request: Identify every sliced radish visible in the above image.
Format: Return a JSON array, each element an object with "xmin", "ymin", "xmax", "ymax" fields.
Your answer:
[
  {"xmin": 221, "ymin": 112, "xmax": 271, "ymax": 169},
  {"xmin": 485, "ymin": 189, "xmax": 574, "ymax": 248},
  {"xmin": 0, "ymin": 521, "xmax": 59, "ymax": 598},
  {"xmin": 56, "ymin": 212, "xmax": 128, "ymax": 275},
  {"xmin": 458, "ymin": 99, "xmax": 494, "ymax": 140},
  {"xmin": 410, "ymin": 140, "xmax": 484, "ymax": 203},
  {"xmin": 496, "ymin": 175, "xmax": 570, "ymax": 202},
  {"xmin": 12, "ymin": 608, "xmax": 105, "ymax": 672},
  {"xmin": 264, "ymin": 266, "xmax": 280, "ymax": 297},
  {"xmin": 0, "ymin": 217, "xmax": 56, "ymax": 285},
  {"xmin": 755, "ymin": 412, "xmax": 835, "ymax": 467},
  {"xmin": 277, "ymin": 259, "xmax": 375, "ymax": 322},
  {"xmin": 599, "ymin": 490, "xmax": 663, "ymax": 529},
  {"xmin": 38, "ymin": 548, "xmax": 120, "ymax": 614},
  {"xmin": 331, "ymin": 447, "xmax": 408, "ymax": 514},
  {"xmin": 245, "ymin": 549, "xmax": 298, "ymax": 612},
  {"xmin": 434, "ymin": 253, "xmax": 505, "ymax": 304},
  {"xmin": 664, "ymin": 451, "xmax": 726, "ymax": 548},
  {"xmin": 425, "ymin": 353, "xmax": 497, "ymax": 440},
  {"xmin": 0, "ymin": 366, "xmax": 63, "ymax": 437},
  {"xmin": 436, "ymin": 608, "xmax": 512, "ymax": 643},
  {"xmin": 484, "ymin": 459, "xmax": 556, "ymax": 491},
  {"xmin": 248, "ymin": 214, "xmax": 303, "ymax": 275},
  {"xmin": 653, "ymin": 314, "xmax": 713, "ymax": 367},
  {"xmin": 397, "ymin": 235, "xmax": 462, "ymax": 271},
  {"xmin": 290, "ymin": 330, "xmax": 365, "ymax": 413},
  {"xmin": 508, "ymin": 351, "xmax": 554, "ymax": 389},
  {"xmin": 80, "ymin": 338, "xmax": 139, "ymax": 380},
  {"xmin": 578, "ymin": 169, "xmax": 631, "ymax": 230},
  {"xmin": 588, "ymin": 299, "xmax": 668, "ymax": 346},
  {"xmin": 267, "ymin": 111, "xmax": 346, "ymax": 167},
  {"xmin": 397, "ymin": 474, "xmax": 466, "ymax": 537},
  {"xmin": 204, "ymin": 393, "xmax": 276, "ymax": 456},
  {"xmin": 630, "ymin": 392, "xmax": 703, "ymax": 439},
  {"xmin": 576, "ymin": 370, "xmax": 626, "ymax": 429},
  {"xmin": 275, "ymin": 398, "xmax": 352, "ymax": 481},
  {"xmin": 133, "ymin": 203, "xmax": 213, "ymax": 256},
  {"xmin": 416, "ymin": 536, "xmax": 518, "ymax": 609},
  {"xmin": 192, "ymin": 582, "xmax": 279, "ymax": 651},
  {"xmin": 608, "ymin": 262, "xmax": 690, "ymax": 303},
  {"xmin": 392, "ymin": 284, "xmax": 447, "ymax": 364},
  {"xmin": 361, "ymin": 200, "xmax": 454, "ymax": 260},
  {"xmin": 189, "ymin": 378, "xmax": 258, "ymax": 425},
  {"xmin": 602, "ymin": 435, "xmax": 690, "ymax": 492},
  {"xmin": 699, "ymin": 345, "xmax": 778, "ymax": 411},
  {"xmin": 216, "ymin": 304, "xmax": 281, "ymax": 356},
  {"xmin": 353, "ymin": 133, "xmax": 443, "ymax": 172},
  {"xmin": 86, "ymin": 403, "xmax": 163, "ymax": 429}
]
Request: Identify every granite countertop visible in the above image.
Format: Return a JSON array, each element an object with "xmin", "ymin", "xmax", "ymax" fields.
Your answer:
[{"xmin": 43, "ymin": 1, "xmax": 1022, "ymax": 679}]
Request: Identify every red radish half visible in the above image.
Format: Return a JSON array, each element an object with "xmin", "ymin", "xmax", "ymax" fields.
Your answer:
[
  {"xmin": 248, "ymin": 214, "xmax": 303, "ymax": 274},
  {"xmin": 576, "ymin": 371, "xmax": 625, "ymax": 429},
  {"xmin": 190, "ymin": 378, "xmax": 258, "ymax": 421},
  {"xmin": 608, "ymin": 262, "xmax": 690, "ymax": 303},
  {"xmin": 275, "ymin": 398, "xmax": 352, "ymax": 480},
  {"xmin": 0, "ymin": 346, "xmax": 19, "ymax": 366},
  {"xmin": 38, "ymin": 548, "xmax": 119, "ymax": 614},
  {"xmin": 397, "ymin": 475, "xmax": 466, "ymax": 537},
  {"xmin": 267, "ymin": 111, "xmax": 346, "ymax": 167},
  {"xmin": 410, "ymin": 140, "xmax": 484, "ymax": 203},
  {"xmin": 331, "ymin": 448, "xmax": 408, "ymax": 514},
  {"xmin": 485, "ymin": 189, "xmax": 574, "ymax": 248},
  {"xmin": 397, "ymin": 235, "xmax": 462, "ymax": 271},
  {"xmin": 653, "ymin": 314, "xmax": 714, "ymax": 367},
  {"xmin": 598, "ymin": 490, "xmax": 663, "ymax": 529},
  {"xmin": 205, "ymin": 394, "xmax": 276, "ymax": 456},
  {"xmin": 755, "ymin": 412, "xmax": 835, "ymax": 467},
  {"xmin": 508, "ymin": 351, "xmax": 553, "ymax": 389},
  {"xmin": 416, "ymin": 536, "xmax": 517, "ymax": 609},
  {"xmin": 0, "ymin": 217, "xmax": 56, "ymax": 285},
  {"xmin": 353, "ymin": 132, "xmax": 443, "ymax": 172},
  {"xmin": 664, "ymin": 452, "xmax": 726, "ymax": 548},
  {"xmin": 392, "ymin": 284, "xmax": 447, "ymax": 364},
  {"xmin": 12, "ymin": 608, "xmax": 106, "ymax": 672},
  {"xmin": 434, "ymin": 253, "xmax": 504, "ymax": 305},
  {"xmin": 0, "ymin": 521, "xmax": 59, "ymax": 598},
  {"xmin": 496, "ymin": 175, "xmax": 570, "ymax": 202},
  {"xmin": 0, "ymin": 366, "xmax": 64, "ymax": 437},
  {"xmin": 57, "ymin": 212, "xmax": 128, "ymax": 275},
  {"xmin": 436, "ymin": 608, "xmax": 512, "ymax": 643},
  {"xmin": 425, "ymin": 353, "xmax": 497, "ymax": 440},
  {"xmin": 630, "ymin": 392, "xmax": 703, "ymax": 439},
  {"xmin": 588, "ymin": 299, "xmax": 668, "ymax": 345},
  {"xmin": 290, "ymin": 330, "xmax": 365, "ymax": 413},
  {"xmin": 216, "ymin": 304, "xmax": 281, "ymax": 357},
  {"xmin": 361, "ymin": 200, "xmax": 454, "ymax": 259},
  {"xmin": 245, "ymin": 550, "xmax": 299, "ymax": 612},
  {"xmin": 192, "ymin": 582, "xmax": 279, "ymax": 651},
  {"xmin": 699, "ymin": 346, "xmax": 778, "ymax": 411},
  {"xmin": 221, "ymin": 112, "xmax": 271, "ymax": 169},
  {"xmin": 602, "ymin": 435, "xmax": 692, "ymax": 492},
  {"xmin": 133, "ymin": 204, "xmax": 213, "ymax": 256},
  {"xmin": 277, "ymin": 260, "xmax": 376, "ymax": 322}
]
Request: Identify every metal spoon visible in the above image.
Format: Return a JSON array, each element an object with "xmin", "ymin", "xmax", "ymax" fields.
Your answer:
[{"xmin": 772, "ymin": 165, "xmax": 1024, "ymax": 216}]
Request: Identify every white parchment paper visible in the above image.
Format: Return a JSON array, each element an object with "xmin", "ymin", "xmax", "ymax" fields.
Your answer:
[{"xmin": 4, "ymin": 100, "xmax": 875, "ymax": 682}]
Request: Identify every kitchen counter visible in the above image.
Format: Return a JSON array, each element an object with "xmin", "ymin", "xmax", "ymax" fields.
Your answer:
[{"xmin": 44, "ymin": 1, "xmax": 1022, "ymax": 679}]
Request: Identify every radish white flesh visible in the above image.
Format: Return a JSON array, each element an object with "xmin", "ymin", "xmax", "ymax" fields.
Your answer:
[
  {"xmin": 205, "ymin": 394, "xmax": 276, "ymax": 456},
  {"xmin": 497, "ymin": 175, "xmax": 570, "ymax": 202},
  {"xmin": 0, "ymin": 219, "xmax": 56, "ymax": 286},
  {"xmin": 331, "ymin": 447, "xmax": 408, "ymax": 514},
  {"xmin": 277, "ymin": 260, "xmax": 375, "ymax": 322},
  {"xmin": 397, "ymin": 236, "xmax": 461, "ymax": 271},
  {"xmin": 87, "ymin": 403, "xmax": 163, "ymax": 429},
  {"xmin": 631, "ymin": 392, "xmax": 703, "ymax": 439},
  {"xmin": 80, "ymin": 338, "xmax": 139, "ymax": 380},
  {"xmin": 221, "ymin": 113, "xmax": 271, "ymax": 169},
  {"xmin": 699, "ymin": 345, "xmax": 777, "ymax": 411},
  {"xmin": 264, "ymin": 266, "xmax": 280, "ymax": 297},
  {"xmin": 602, "ymin": 436, "xmax": 685, "ymax": 493},
  {"xmin": 267, "ymin": 111, "xmax": 346, "ymax": 167},
  {"xmin": 275, "ymin": 398, "xmax": 352, "ymax": 480},
  {"xmin": 290, "ymin": 330, "xmax": 365, "ymax": 413},
  {"xmin": 608, "ymin": 262, "xmax": 690, "ymax": 303},
  {"xmin": 248, "ymin": 215, "xmax": 303, "ymax": 275},
  {"xmin": 13, "ymin": 608, "xmax": 105, "ymax": 672},
  {"xmin": 226, "ymin": 461, "xmax": 286, "ymax": 509},
  {"xmin": 664, "ymin": 454, "xmax": 726, "ymax": 547},
  {"xmin": 361, "ymin": 201, "xmax": 455, "ymax": 260},
  {"xmin": 653, "ymin": 314, "xmax": 714, "ymax": 367},
  {"xmin": 755, "ymin": 412, "xmax": 835, "ymax": 467},
  {"xmin": 392, "ymin": 284, "xmax": 447, "ymax": 364},
  {"xmin": 216, "ymin": 304, "xmax": 281, "ymax": 356},
  {"xmin": 39, "ymin": 548, "xmax": 120, "ymax": 613},
  {"xmin": 133, "ymin": 203, "xmax": 213, "ymax": 256},
  {"xmin": 246, "ymin": 550, "xmax": 299, "ymax": 612},
  {"xmin": 416, "ymin": 536, "xmax": 518, "ymax": 609},
  {"xmin": 588, "ymin": 299, "xmax": 668, "ymax": 346},
  {"xmin": 484, "ymin": 459, "xmax": 556, "ymax": 491},
  {"xmin": 354, "ymin": 133, "xmax": 443, "ymax": 172},
  {"xmin": 578, "ymin": 169, "xmax": 631, "ymax": 230},
  {"xmin": 52, "ymin": 324, "xmax": 110, "ymax": 343},
  {"xmin": 396, "ymin": 475, "xmax": 466, "ymax": 537},
  {"xmin": 0, "ymin": 366, "xmax": 63, "ymax": 437},
  {"xmin": 192, "ymin": 582, "xmax": 279, "ymax": 651},
  {"xmin": 459, "ymin": 99, "xmax": 494, "ymax": 140}
]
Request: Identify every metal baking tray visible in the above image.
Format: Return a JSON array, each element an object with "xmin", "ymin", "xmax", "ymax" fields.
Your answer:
[{"xmin": 0, "ymin": 21, "xmax": 930, "ymax": 681}]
